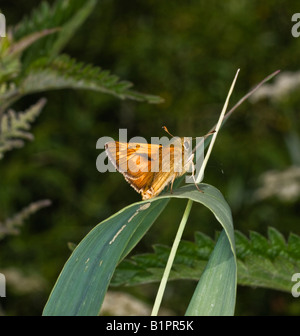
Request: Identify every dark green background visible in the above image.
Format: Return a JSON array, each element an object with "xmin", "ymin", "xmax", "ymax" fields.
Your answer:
[{"xmin": 1, "ymin": 0, "xmax": 300, "ymax": 315}]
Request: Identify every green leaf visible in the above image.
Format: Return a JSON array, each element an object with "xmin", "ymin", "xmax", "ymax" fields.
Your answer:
[
  {"xmin": 43, "ymin": 198, "xmax": 169, "ymax": 316},
  {"xmin": 48, "ymin": 0, "xmax": 98, "ymax": 60},
  {"xmin": 112, "ymin": 227, "xmax": 300, "ymax": 293},
  {"xmin": 43, "ymin": 183, "xmax": 235, "ymax": 316},
  {"xmin": 14, "ymin": 0, "xmax": 98, "ymax": 64},
  {"xmin": 185, "ymin": 230, "xmax": 236, "ymax": 316},
  {"xmin": 6, "ymin": 28, "xmax": 60, "ymax": 59},
  {"xmin": 20, "ymin": 55, "xmax": 163, "ymax": 103},
  {"xmin": 0, "ymin": 29, "xmax": 59, "ymax": 84}
]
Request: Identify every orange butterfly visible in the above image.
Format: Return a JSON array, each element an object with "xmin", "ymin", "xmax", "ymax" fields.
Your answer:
[{"xmin": 105, "ymin": 127, "xmax": 203, "ymax": 200}]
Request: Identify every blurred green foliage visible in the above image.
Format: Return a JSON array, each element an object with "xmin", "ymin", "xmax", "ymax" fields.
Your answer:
[{"xmin": 0, "ymin": 0, "xmax": 300, "ymax": 315}]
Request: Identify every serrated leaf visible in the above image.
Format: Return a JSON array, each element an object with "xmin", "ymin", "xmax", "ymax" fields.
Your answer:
[
  {"xmin": 14, "ymin": 0, "xmax": 98, "ymax": 65},
  {"xmin": 267, "ymin": 227, "xmax": 287, "ymax": 258},
  {"xmin": 287, "ymin": 233, "xmax": 300, "ymax": 258},
  {"xmin": 234, "ymin": 231, "xmax": 251, "ymax": 259},
  {"xmin": 194, "ymin": 231, "xmax": 214, "ymax": 248},
  {"xmin": 111, "ymin": 226, "xmax": 300, "ymax": 293},
  {"xmin": 112, "ymin": 227, "xmax": 300, "ymax": 292},
  {"xmin": 249, "ymin": 231, "xmax": 270, "ymax": 255},
  {"xmin": 20, "ymin": 55, "xmax": 163, "ymax": 104},
  {"xmin": 268, "ymin": 227, "xmax": 286, "ymax": 247}
]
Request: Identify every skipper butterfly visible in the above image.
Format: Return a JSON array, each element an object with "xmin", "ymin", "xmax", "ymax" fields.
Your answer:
[{"xmin": 105, "ymin": 127, "xmax": 205, "ymax": 200}]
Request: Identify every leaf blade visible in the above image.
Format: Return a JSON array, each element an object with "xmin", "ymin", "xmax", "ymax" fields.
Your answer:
[
  {"xmin": 185, "ymin": 230, "xmax": 236, "ymax": 316},
  {"xmin": 43, "ymin": 198, "xmax": 169, "ymax": 316},
  {"xmin": 43, "ymin": 183, "xmax": 235, "ymax": 316}
]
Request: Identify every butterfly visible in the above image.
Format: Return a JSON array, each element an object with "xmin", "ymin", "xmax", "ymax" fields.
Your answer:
[{"xmin": 105, "ymin": 127, "xmax": 204, "ymax": 200}]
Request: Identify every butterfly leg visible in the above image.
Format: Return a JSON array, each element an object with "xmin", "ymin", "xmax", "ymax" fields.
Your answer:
[
  {"xmin": 166, "ymin": 183, "xmax": 170, "ymax": 192},
  {"xmin": 191, "ymin": 161, "xmax": 203, "ymax": 193},
  {"xmin": 170, "ymin": 175, "xmax": 176, "ymax": 195}
]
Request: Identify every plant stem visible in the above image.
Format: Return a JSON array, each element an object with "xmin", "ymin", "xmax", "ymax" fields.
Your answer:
[
  {"xmin": 195, "ymin": 69, "xmax": 240, "ymax": 183},
  {"xmin": 151, "ymin": 199, "xmax": 194, "ymax": 316}
]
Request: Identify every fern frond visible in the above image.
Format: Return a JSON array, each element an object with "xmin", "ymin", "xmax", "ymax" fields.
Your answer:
[
  {"xmin": 0, "ymin": 98, "xmax": 46, "ymax": 159},
  {"xmin": 21, "ymin": 55, "xmax": 163, "ymax": 103},
  {"xmin": 0, "ymin": 199, "xmax": 51, "ymax": 239},
  {"xmin": 14, "ymin": 0, "xmax": 97, "ymax": 63},
  {"xmin": 0, "ymin": 82, "xmax": 19, "ymax": 113},
  {"xmin": 111, "ymin": 227, "xmax": 300, "ymax": 293}
]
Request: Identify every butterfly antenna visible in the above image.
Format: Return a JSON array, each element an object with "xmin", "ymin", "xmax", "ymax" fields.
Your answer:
[
  {"xmin": 204, "ymin": 129, "xmax": 216, "ymax": 138},
  {"xmin": 162, "ymin": 126, "xmax": 174, "ymax": 137},
  {"xmin": 191, "ymin": 129, "xmax": 216, "ymax": 154}
]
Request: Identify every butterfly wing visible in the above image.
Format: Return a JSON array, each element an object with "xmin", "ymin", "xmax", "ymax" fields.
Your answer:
[
  {"xmin": 105, "ymin": 139, "xmax": 187, "ymax": 200},
  {"xmin": 105, "ymin": 141, "xmax": 161, "ymax": 198},
  {"xmin": 145, "ymin": 139, "xmax": 184, "ymax": 199}
]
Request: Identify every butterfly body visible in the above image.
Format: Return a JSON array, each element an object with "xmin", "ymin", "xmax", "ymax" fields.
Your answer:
[{"xmin": 105, "ymin": 137, "xmax": 194, "ymax": 200}]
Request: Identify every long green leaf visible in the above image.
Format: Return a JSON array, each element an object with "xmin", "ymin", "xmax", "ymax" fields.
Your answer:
[
  {"xmin": 43, "ymin": 183, "xmax": 235, "ymax": 316},
  {"xmin": 185, "ymin": 230, "xmax": 236, "ymax": 316},
  {"xmin": 170, "ymin": 185, "xmax": 236, "ymax": 316},
  {"xmin": 43, "ymin": 198, "xmax": 169, "ymax": 316}
]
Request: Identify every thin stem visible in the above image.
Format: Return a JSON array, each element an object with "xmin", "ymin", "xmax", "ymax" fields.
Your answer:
[
  {"xmin": 151, "ymin": 199, "xmax": 193, "ymax": 316},
  {"xmin": 196, "ymin": 69, "xmax": 240, "ymax": 183},
  {"xmin": 221, "ymin": 69, "xmax": 280, "ymax": 126},
  {"xmin": 192, "ymin": 70, "xmax": 280, "ymax": 157}
]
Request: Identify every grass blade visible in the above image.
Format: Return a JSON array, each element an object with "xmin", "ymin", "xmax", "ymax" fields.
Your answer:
[
  {"xmin": 185, "ymin": 230, "xmax": 236, "ymax": 316},
  {"xmin": 43, "ymin": 183, "xmax": 234, "ymax": 316}
]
